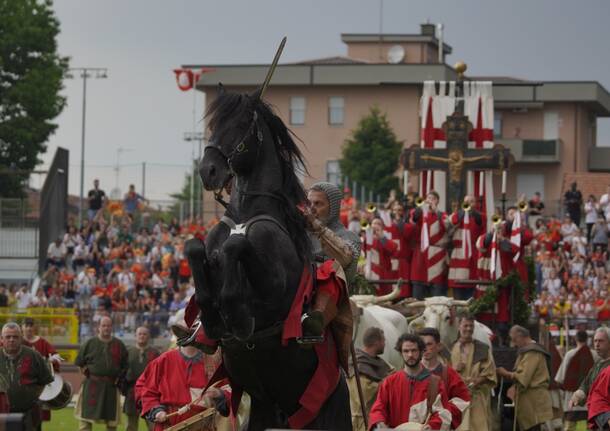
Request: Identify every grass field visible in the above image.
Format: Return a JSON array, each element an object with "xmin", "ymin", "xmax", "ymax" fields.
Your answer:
[{"xmin": 44, "ymin": 408, "xmax": 147, "ymax": 431}]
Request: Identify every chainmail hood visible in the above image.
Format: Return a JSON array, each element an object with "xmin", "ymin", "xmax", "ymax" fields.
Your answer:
[{"xmin": 310, "ymin": 181, "xmax": 343, "ymax": 229}]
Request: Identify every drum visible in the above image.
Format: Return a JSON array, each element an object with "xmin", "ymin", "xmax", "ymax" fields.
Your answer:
[{"xmin": 39, "ymin": 374, "xmax": 72, "ymax": 410}]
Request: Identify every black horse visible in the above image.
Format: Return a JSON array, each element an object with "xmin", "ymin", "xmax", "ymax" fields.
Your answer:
[{"xmin": 185, "ymin": 86, "xmax": 351, "ymax": 430}]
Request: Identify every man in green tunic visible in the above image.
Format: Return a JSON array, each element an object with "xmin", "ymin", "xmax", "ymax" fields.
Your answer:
[
  {"xmin": 0, "ymin": 322, "xmax": 53, "ymax": 430},
  {"xmin": 497, "ymin": 325, "xmax": 553, "ymax": 431},
  {"xmin": 124, "ymin": 326, "xmax": 159, "ymax": 431},
  {"xmin": 75, "ymin": 316, "xmax": 128, "ymax": 431},
  {"xmin": 569, "ymin": 326, "xmax": 610, "ymax": 409}
]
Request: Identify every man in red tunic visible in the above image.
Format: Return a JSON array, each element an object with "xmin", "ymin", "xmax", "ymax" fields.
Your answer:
[
  {"xmin": 135, "ymin": 343, "xmax": 230, "ymax": 430},
  {"xmin": 384, "ymin": 201, "xmax": 415, "ymax": 298},
  {"xmin": 587, "ymin": 365, "xmax": 610, "ymax": 430},
  {"xmin": 363, "ymin": 218, "xmax": 398, "ymax": 296},
  {"xmin": 419, "ymin": 328, "xmax": 470, "ymax": 430},
  {"xmin": 369, "ymin": 333, "xmax": 452, "ymax": 430},
  {"xmin": 448, "ymin": 195, "xmax": 484, "ymax": 300},
  {"xmin": 22, "ymin": 317, "xmax": 61, "ymax": 424},
  {"xmin": 410, "ymin": 191, "xmax": 451, "ymax": 300}
]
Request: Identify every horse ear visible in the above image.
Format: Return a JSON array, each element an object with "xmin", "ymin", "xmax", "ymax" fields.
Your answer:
[
  {"xmin": 217, "ymin": 83, "xmax": 225, "ymax": 96},
  {"xmin": 251, "ymin": 87, "xmax": 262, "ymax": 100}
]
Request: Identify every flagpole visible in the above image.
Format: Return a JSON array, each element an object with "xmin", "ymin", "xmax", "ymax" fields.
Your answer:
[{"xmin": 190, "ymin": 72, "xmax": 197, "ymax": 220}]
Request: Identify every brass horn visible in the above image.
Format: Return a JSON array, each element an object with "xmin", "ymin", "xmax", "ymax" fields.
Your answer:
[
  {"xmin": 366, "ymin": 203, "xmax": 377, "ymax": 213},
  {"xmin": 360, "ymin": 219, "xmax": 370, "ymax": 230},
  {"xmin": 518, "ymin": 200, "xmax": 528, "ymax": 212},
  {"xmin": 461, "ymin": 201, "xmax": 471, "ymax": 212},
  {"xmin": 491, "ymin": 214, "xmax": 502, "ymax": 225},
  {"xmin": 415, "ymin": 196, "xmax": 425, "ymax": 207}
]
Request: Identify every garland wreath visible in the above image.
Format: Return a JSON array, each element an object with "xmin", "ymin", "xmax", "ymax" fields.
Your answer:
[{"xmin": 469, "ymin": 256, "xmax": 537, "ymax": 326}]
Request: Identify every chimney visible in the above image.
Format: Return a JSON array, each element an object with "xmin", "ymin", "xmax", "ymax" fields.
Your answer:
[
  {"xmin": 437, "ymin": 23, "xmax": 444, "ymax": 64},
  {"xmin": 420, "ymin": 23, "xmax": 436, "ymax": 36}
]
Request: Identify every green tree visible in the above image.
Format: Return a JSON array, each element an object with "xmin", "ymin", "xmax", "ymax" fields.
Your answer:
[
  {"xmin": 340, "ymin": 107, "xmax": 402, "ymax": 199},
  {"xmin": 0, "ymin": 0, "xmax": 68, "ymax": 197},
  {"xmin": 170, "ymin": 169, "xmax": 203, "ymax": 219}
]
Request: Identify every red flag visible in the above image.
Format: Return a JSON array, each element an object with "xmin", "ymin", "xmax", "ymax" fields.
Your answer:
[{"xmin": 173, "ymin": 67, "xmax": 214, "ymax": 91}]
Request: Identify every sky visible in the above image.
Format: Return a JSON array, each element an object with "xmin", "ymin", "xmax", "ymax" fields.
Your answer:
[{"xmin": 38, "ymin": 0, "xmax": 610, "ymax": 201}]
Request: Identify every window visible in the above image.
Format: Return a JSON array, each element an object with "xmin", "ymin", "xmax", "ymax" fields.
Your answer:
[
  {"xmin": 328, "ymin": 97, "xmax": 345, "ymax": 125},
  {"xmin": 290, "ymin": 97, "xmax": 305, "ymax": 125},
  {"xmin": 493, "ymin": 111, "xmax": 503, "ymax": 138},
  {"xmin": 326, "ymin": 160, "xmax": 341, "ymax": 185},
  {"xmin": 517, "ymin": 174, "xmax": 544, "ymax": 200},
  {"xmin": 544, "ymin": 111, "xmax": 559, "ymax": 140}
]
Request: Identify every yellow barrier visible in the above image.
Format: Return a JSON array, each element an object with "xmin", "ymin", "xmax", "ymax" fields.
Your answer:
[{"xmin": 0, "ymin": 307, "xmax": 80, "ymax": 362}]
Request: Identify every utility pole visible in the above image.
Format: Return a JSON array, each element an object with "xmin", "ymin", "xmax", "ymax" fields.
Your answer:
[
  {"xmin": 68, "ymin": 67, "xmax": 108, "ymax": 227},
  {"xmin": 184, "ymin": 132, "xmax": 205, "ymax": 220},
  {"xmin": 141, "ymin": 162, "xmax": 146, "ymax": 198}
]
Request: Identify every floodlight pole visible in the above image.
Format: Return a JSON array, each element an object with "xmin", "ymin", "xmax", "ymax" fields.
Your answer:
[{"xmin": 70, "ymin": 67, "xmax": 108, "ymax": 227}]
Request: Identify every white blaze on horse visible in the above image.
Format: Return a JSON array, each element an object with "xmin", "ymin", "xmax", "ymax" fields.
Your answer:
[{"xmin": 405, "ymin": 296, "xmax": 493, "ymax": 348}]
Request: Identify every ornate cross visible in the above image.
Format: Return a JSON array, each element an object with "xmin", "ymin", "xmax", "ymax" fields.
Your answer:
[{"xmin": 401, "ymin": 63, "xmax": 511, "ymax": 211}]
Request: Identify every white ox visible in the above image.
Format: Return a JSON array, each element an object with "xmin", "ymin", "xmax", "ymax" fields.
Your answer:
[
  {"xmin": 351, "ymin": 288, "xmax": 410, "ymax": 370},
  {"xmin": 406, "ymin": 296, "xmax": 493, "ymax": 348}
]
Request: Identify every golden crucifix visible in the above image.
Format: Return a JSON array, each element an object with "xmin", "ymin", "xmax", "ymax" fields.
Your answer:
[{"xmin": 421, "ymin": 149, "xmax": 491, "ymax": 183}]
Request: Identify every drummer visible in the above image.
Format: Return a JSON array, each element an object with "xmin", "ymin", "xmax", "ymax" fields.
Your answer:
[
  {"xmin": 0, "ymin": 322, "xmax": 53, "ymax": 431},
  {"xmin": 22, "ymin": 317, "xmax": 62, "ymax": 424}
]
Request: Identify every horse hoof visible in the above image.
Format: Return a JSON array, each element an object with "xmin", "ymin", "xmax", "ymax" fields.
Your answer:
[{"xmin": 233, "ymin": 317, "xmax": 255, "ymax": 341}]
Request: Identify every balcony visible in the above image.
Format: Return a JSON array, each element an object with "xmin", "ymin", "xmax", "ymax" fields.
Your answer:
[
  {"xmin": 496, "ymin": 138, "xmax": 561, "ymax": 163},
  {"xmin": 588, "ymin": 147, "xmax": 610, "ymax": 172}
]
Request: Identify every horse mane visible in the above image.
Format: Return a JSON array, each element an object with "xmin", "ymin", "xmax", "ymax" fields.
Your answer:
[{"xmin": 206, "ymin": 90, "xmax": 311, "ymax": 259}]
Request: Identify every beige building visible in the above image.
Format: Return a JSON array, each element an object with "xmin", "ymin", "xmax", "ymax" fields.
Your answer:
[{"xmin": 191, "ymin": 24, "xmax": 610, "ymax": 215}]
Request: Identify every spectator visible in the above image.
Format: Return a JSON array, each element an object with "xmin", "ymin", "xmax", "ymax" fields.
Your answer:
[
  {"xmin": 87, "ymin": 178, "xmax": 107, "ymax": 221},
  {"xmin": 564, "ymin": 182, "xmax": 583, "ymax": 226},
  {"xmin": 596, "ymin": 289, "xmax": 610, "ymax": 324},
  {"xmin": 543, "ymin": 269, "xmax": 562, "ymax": 297},
  {"xmin": 15, "ymin": 284, "xmax": 32, "ymax": 309},
  {"xmin": 123, "ymin": 184, "xmax": 147, "ymax": 217},
  {"xmin": 46, "ymin": 237, "xmax": 66, "ymax": 268},
  {"xmin": 528, "ymin": 191, "xmax": 545, "ymax": 227},
  {"xmin": 560, "ymin": 215, "xmax": 579, "ymax": 245},
  {"xmin": 600, "ymin": 185, "xmax": 610, "ymax": 229},
  {"xmin": 592, "ymin": 218, "xmax": 609, "ymax": 253},
  {"xmin": 0, "ymin": 284, "xmax": 7, "ymax": 307},
  {"xmin": 585, "ymin": 195, "xmax": 599, "ymax": 243}
]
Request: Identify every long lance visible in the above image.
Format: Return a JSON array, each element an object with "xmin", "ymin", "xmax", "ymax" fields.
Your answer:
[
  {"xmin": 258, "ymin": 36, "xmax": 287, "ymax": 99},
  {"xmin": 350, "ymin": 341, "xmax": 369, "ymax": 429}
]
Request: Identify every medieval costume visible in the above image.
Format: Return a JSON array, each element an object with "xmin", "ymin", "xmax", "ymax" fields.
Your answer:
[
  {"xmin": 368, "ymin": 368, "xmax": 452, "ymax": 430},
  {"xmin": 363, "ymin": 232, "xmax": 398, "ymax": 296},
  {"xmin": 347, "ymin": 348, "xmax": 394, "ymax": 431},
  {"xmin": 450, "ymin": 339, "xmax": 497, "ymax": 431},
  {"xmin": 124, "ymin": 345, "xmax": 160, "ymax": 431},
  {"xmin": 512, "ymin": 343, "xmax": 553, "ymax": 431},
  {"xmin": 135, "ymin": 349, "xmax": 230, "ymax": 431},
  {"xmin": 448, "ymin": 209, "xmax": 483, "ymax": 300},
  {"xmin": 555, "ymin": 343, "xmax": 594, "ymax": 429},
  {"xmin": 74, "ymin": 336, "xmax": 128, "ymax": 429},
  {"xmin": 575, "ymin": 357, "xmax": 610, "ymax": 404},
  {"xmin": 0, "ymin": 345, "xmax": 53, "ymax": 429},
  {"xmin": 384, "ymin": 219, "xmax": 415, "ymax": 297},
  {"xmin": 410, "ymin": 207, "xmax": 451, "ymax": 299},
  {"xmin": 587, "ymin": 366, "xmax": 610, "ymax": 430},
  {"xmin": 23, "ymin": 335, "xmax": 59, "ymax": 423},
  {"xmin": 427, "ymin": 363, "xmax": 471, "ymax": 430}
]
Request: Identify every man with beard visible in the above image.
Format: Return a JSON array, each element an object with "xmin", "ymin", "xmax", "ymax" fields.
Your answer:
[
  {"xmin": 0, "ymin": 322, "xmax": 53, "ymax": 430},
  {"xmin": 369, "ymin": 333, "xmax": 452, "ymax": 430},
  {"xmin": 497, "ymin": 325, "xmax": 552, "ymax": 431},
  {"xmin": 347, "ymin": 327, "xmax": 394, "ymax": 431},
  {"xmin": 569, "ymin": 327, "xmax": 610, "ymax": 410},
  {"xmin": 301, "ymin": 182, "xmax": 361, "ymax": 369},
  {"xmin": 420, "ymin": 328, "xmax": 470, "ymax": 430},
  {"xmin": 124, "ymin": 327, "xmax": 159, "ymax": 431},
  {"xmin": 450, "ymin": 315, "xmax": 497, "ymax": 431},
  {"xmin": 75, "ymin": 316, "xmax": 128, "ymax": 431}
]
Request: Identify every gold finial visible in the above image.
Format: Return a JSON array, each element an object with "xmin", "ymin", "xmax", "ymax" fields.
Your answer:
[{"xmin": 454, "ymin": 61, "xmax": 467, "ymax": 79}]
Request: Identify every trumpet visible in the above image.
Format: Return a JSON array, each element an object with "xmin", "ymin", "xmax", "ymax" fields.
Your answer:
[
  {"xmin": 517, "ymin": 201, "xmax": 528, "ymax": 212},
  {"xmin": 461, "ymin": 202, "xmax": 472, "ymax": 212},
  {"xmin": 360, "ymin": 219, "xmax": 370, "ymax": 230},
  {"xmin": 415, "ymin": 197, "xmax": 425, "ymax": 207},
  {"xmin": 366, "ymin": 203, "xmax": 377, "ymax": 213},
  {"xmin": 491, "ymin": 214, "xmax": 503, "ymax": 225}
]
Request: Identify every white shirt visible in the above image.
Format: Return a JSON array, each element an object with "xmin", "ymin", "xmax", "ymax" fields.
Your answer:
[
  {"xmin": 585, "ymin": 202, "xmax": 599, "ymax": 224},
  {"xmin": 118, "ymin": 271, "xmax": 135, "ymax": 291},
  {"xmin": 600, "ymin": 193, "xmax": 610, "ymax": 226},
  {"xmin": 47, "ymin": 242, "xmax": 66, "ymax": 259},
  {"xmin": 16, "ymin": 290, "xmax": 32, "ymax": 309}
]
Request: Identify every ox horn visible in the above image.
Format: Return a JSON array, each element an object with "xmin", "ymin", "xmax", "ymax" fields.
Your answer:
[
  {"xmin": 372, "ymin": 285, "xmax": 401, "ymax": 304},
  {"xmin": 405, "ymin": 300, "xmax": 426, "ymax": 309},
  {"xmin": 452, "ymin": 298, "xmax": 474, "ymax": 307}
]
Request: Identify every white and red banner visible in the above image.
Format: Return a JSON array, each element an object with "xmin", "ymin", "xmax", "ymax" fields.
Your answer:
[
  {"xmin": 419, "ymin": 80, "xmax": 495, "ymax": 220},
  {"xmin": 173, "ymin": 68, "xmax": 213, "ymax": 91}
]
